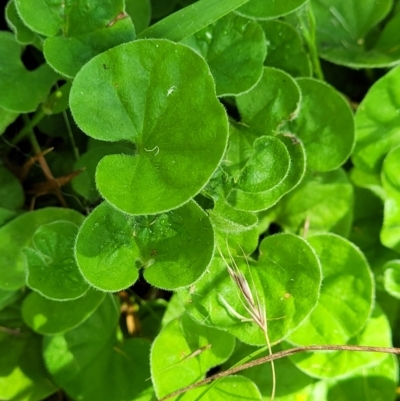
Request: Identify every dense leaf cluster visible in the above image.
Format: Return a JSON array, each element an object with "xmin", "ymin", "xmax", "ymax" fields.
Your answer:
[{"xmin": 1, "ymin": 0, "xmax": 400, "ymax": 400}]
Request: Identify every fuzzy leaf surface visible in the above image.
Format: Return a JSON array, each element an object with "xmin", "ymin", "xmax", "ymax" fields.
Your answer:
[{"xmin": 70, "ymin": 39, "xmax": 228, "ymax": 215}]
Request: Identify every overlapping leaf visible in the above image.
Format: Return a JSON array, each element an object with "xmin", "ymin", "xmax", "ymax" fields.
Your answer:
[
  {"xmin": 181, "ymin": 12, "xmax": 266, "ymax": 96},
  {"xmin": 70, "ymin": 39, "xmax": 228, "ymax": 215},
  {"xmin": 0, "ymin": 208, "xmax": 83, "ymax": 291},
  {"xmin": 288, "ymin": 78, "xmax": 354, "ymax": 172},
  {"xmin": 15, "ymin": 0, "xmax": 136, "ymax": 77},
  {"xmin": 0, "ymin": 31, "xmax": 59, "ymax": 113},
  {"xmin": 288, "ymin": 234, "xmax": 374, "ymax": 346},
  {"xmin": 75, "ymin": 200, "xmax": 214, "ymax": 291},
  {"xmin": 312, "ymin": 0, "xmax": 400, "ymax": 68},
  {"xmin": 353, "ymin": 65, "xmax": 400, "ymax": 174},
  {"xmin": 151, "ymin": 313, "xmax": 236, "ymax": 399},
  {"xmin": 22, "ymin": 289, "xmax": 105, "ymax": 334},
  {"xmin": 179, "ymin": 233, "xmax": 321, "ymax": 345}
]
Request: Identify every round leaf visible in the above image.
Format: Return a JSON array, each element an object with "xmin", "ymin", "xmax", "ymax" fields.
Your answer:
[
  {"xmin": 181, "ymin": 13, "xmax": 267, "ymax": 96},
  {"xmin": 75, "ymin": 200, "xmax": 214, "ymax": 291},
  {"xmin": 25, "ymin": 221, "xmax": 89, "ymax": 300},
  {"xmin": 260, "ymin": 20, "xmax": 311, "ymax": 77},
  {"xmin": 70, "ymin": 39, "xmax": 228, "ymax": 215},
  {"xmin": 287, "ymin": 305, "xmax": 392, "ymax": 379},
  {"xmin": 0, "ymin": 208, "xmax": 84, "ymax": 291},
  {"xmin": 179, "ymin": 233, "xmax": 321, "ymax": 345},
  {"xmin": 22, "ymin": 288, "xmax": 105, "ymax": 335},
  {"xmin": 226, "ymin": 134, "xmax": 305, "ymax": 212},
  {"xmin": 288, "ymin": 78, "xmax": 355, "ymax": 172},
  {"xmin": 151, "ymin": 314, "xmax": 235, "ymax": 398},
  {"xmin": 274, "ymin": 168, "xmax": 354, "ymax": 237},
  {"xmin": 237, "ymin": 67, "xmax": 301, "ymax": 137},
  {"xmin": 288, "ymin": 234, "xmax": 374, "ymax": 345},
  {"xmin": 353, "ymin": 65, "xmax": 400, "ymax": 174}
]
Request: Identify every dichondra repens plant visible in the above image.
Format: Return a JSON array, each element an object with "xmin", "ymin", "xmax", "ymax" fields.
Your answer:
[{"xmin": 1, "ymin": 0, "xmax": 400, "ymax": 400}]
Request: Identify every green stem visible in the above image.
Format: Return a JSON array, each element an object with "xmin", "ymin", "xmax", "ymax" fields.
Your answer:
[
  {"xmin": 62, "ymin": 110, "xmax": 79, "ymax": 160},
  {"xmin": 300, "ymin": 3, "xmax": 324, "ymax": 81},
  {"xmin": 22, "ymin": 114, "xmax": 41, "ymax": 154},
  {"xmin": 12, "ymin": 109, "xmax": 46, "ymax": 146}
]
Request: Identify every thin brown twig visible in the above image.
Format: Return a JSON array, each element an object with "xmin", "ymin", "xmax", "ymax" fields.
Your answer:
[{"xmin": 156, "ymin": 344, "xmax": 400, "ymax": 401}]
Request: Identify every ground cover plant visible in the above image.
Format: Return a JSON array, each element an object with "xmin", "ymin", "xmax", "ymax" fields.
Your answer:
[{"xmin": 1, "ymin": 0, "xmax": 400, "ymax": 400}]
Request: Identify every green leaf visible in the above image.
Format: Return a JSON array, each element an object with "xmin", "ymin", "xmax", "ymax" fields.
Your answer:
[
  {"xmin": 353, "ymin": 65, "xmax": 400, "ymax": 175},
  {"xmin": 260, "ymin": 20, "xmax": 311, "ymax": 77},
  {"xmin": 288, "ymin": 234, "xmax": 374, "ymax": 346},
  {"xmin": 237, "ymin": 67, "xmax": 301, "ymax": 137},
  {"xmin": 383, "ymin": 260, "xmax": 400, "ymax": 299},
  {"xmin": 226, "ymin": 134, "xmax": 306, "ymax": 212},
  {"xmin": 70, "ymin": 39, "xmax": 228, "ymax": 215},
  {"xmin": 0, "ymin": 166, "xmax": 24, "ymax": 211},
  {"xmin": 72, "ymin": 143, "xmax": 136, "ymax": 202},
  {"xmin": 237, "ymin": 0, "xmax": 308, "ymax": 19},
  {"xmin": 0, "ymin": 208, "xmax": 84, "ymax": 291},
  {"xmin": 0, "ymin": 303, "xmax": 57, "ymax": 401},
  {"xmin": 43, "ymin": 18, "xmax": 136, "ymax": 77},
  {"xmin": 0, "ymin": 106, "xmax": 19, "ymax": 136},
  {"xmin": 288, "ymin": 78, "xmax": 354, "ymax": 172},
  {"xmin": 75, "ymin": 200, "xmax": 214, "ymax": 291},
  {"xmin": 151, "ymin": 313, "xmax": 236, "ymax": 398},
  {"xmin": 312, "ymin": 0, "xmax": 400, "ymax": 68},
  {"xmin": 22, "ymin": 289, "xmax": 105, "ymax": 335},
  {"xmin": 125, "ymin": 0, "xmax": 151, "ymax": 33},
  {"xmin": 138, "ymin": 0, "xmax": 249, "ymax": 42},
  {"xmin": 273, "ymin": 169, "xmax": 354, "ymax": 237},
  {"xmin": 24, "ymin": 221, "xmax": 89, "ymax": 300},
  {"xmin": 326, "ymin": 354, "xmax": 398, "ymax": 401},
  {"xmin": 5, "ymin": 0, "xmax": 40, "ymax": 45},
  {"xmin": 224, "ymin": 342, "xmax": 316, "ymax": 401},
  {"xmin": 0, "ymin": 31, "xmax": 59, "ymax": 113},
  {"xmin": 381, "ymin": 145, "xmax": 400, "ymax": 253},
  {"xmin": 43, "ymin": 295, "xmax": 153, "ymax": 401},
  {"xmin": 0, "ymin": 288, "xmax": 24, "ymax": 311},
  {"xmin": 181, "ymin": 12, "xmax": 266, "ymax": 96},
  {"xmin": 209, "ymin": 199, "xmax": 259, "ymax": 256},
  {"xmin": 287, "ymin": 305, "xmax": 392, "ymax": 379},
  {"xmin": 179, "ymin": 233, "xmax": 321, "ymax": 345}
]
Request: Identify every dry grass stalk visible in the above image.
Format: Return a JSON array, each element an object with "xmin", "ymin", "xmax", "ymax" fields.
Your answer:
[{"xmin": 218, "ymin": 245, "xmax": 276, "ymax": 401}]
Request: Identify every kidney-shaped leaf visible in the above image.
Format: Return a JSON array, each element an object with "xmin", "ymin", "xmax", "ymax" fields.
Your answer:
[
  {"xmin": 181, "ymin": 12, "xmax": 266, "ymax": 96},
  {"xmin": 0, "ymin": 208, "xmax": 83, "ymax": 291},
  {"xmin": 151, "ymin": 313, "xmax": 235, "ymax": 398},
  {"xmin": 237, "ymin": 67, "xmax": 301, "ymax": 137},
  {"xmin": 288, "ymin": 234, "xmax": 374, "ymax": 346},
  {"xmin": 179, "ymin": 233, "xmax": 321, "ymax": 346},
  {"xmin": 383, "ymin": 260, "xmax": 400, "ymax": 299},
  {"xmin": 288, "ymin": 78, "xmax": 354, "ymax": 172},
  {"xmin": 70, "ymin": 39, "xmax": 228, "ymax": 215},
  {"xmin": 75, "ymin": 200, "xmax": 214, "ymax": 291},
  {"xmin": 25, "ymin": 221, "xmax": 89, "ymax": 301},
  {"xmin": 353, "ymin": 65, "xmax": 400, "ymax": 174},
  {"xmin": 287, "ymin": 305, "xmax": 392, "ymax": 379}
]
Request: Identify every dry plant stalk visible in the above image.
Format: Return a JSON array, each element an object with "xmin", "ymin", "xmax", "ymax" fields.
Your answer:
[{"xmin": 218, "ymin": 245, "xmax": 277, "ymax": 401}]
